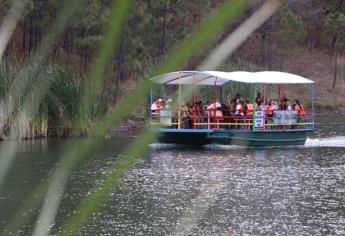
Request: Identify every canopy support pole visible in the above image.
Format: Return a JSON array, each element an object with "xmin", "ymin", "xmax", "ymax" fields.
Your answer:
[
  {"xmin": 178, "ymin": 74, "xmax": 181, "ymax": 130},
  {"xmin": 150, "ymin": 87, "xmax": 153, "ymax": 119},
  {"xmin": 280, "ymin": 84, "xmax": 284, "ymax": 110},
  {"xmin": 310, "ymin": 84, "xmax": 315, "ymax": 129},
  {"xmin": 193, "ymin": 73, "xmax": 196, "ymax": 129},
  {"xmin": 213, "ymin": 77, "xmax": 218, "ymax": 129}
]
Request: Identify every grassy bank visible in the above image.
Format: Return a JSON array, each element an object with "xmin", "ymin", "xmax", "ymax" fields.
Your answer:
[{"xmin": 0, "ymin": 59, "xmax": 108, "ymax": 139}]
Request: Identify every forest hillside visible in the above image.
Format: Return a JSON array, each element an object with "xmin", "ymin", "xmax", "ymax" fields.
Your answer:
[{"xmin": 3, "ymin": 1, "xmax": 345, "ymax": 109}]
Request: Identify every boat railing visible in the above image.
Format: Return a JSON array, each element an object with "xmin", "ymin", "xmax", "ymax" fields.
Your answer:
[{"xmin": 150, "ymin": 107, "xmax": 314, "ymax": 131}]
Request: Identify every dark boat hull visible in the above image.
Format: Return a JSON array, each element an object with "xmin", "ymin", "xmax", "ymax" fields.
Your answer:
[
  {"xmin": 154, "ymin": 129, "xmax": 310, "ymax": 147},
  {"xmin": 156, "ymin": 129, "xmax": 211, "ymax": 145}
]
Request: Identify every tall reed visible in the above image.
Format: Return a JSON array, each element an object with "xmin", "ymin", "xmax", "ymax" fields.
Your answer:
[{"xmin": 0, "ymin": 58, "xmax": 109, "ymax": 139}]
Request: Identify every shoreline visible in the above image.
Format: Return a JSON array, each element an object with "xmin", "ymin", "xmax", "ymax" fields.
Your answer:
[{"xmin": 1, "ymin": 109, "xmax": 342, "ymax": 140}]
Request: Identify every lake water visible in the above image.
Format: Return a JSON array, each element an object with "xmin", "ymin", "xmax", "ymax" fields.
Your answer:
[{"xmin": 1, "ymin": 117, "xmax": 345, "ymax": 235}]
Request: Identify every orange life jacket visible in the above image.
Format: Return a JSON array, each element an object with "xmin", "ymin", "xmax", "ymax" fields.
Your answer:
[
  {"xmin": 247, "ymin": 103, "xmax": 254, "ymax": 115},
  {"xmin": 298, "ymin": 105, "xmax": 306, "ymax": 116},
  {"xmin": 266, "ymin": 105, "xmax": 274, "ymax": 115}
]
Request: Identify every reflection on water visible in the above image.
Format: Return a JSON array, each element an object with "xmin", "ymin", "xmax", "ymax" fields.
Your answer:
[{"xmin": 0, "ymin": 117, "xmax": 345, "ymax": 235}]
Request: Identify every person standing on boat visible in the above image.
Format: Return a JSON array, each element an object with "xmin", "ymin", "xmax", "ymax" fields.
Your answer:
[
  {"xmin": 230, "ymin": 93, "xmax": 242, "ymax": 112},
  {"xmin": 255, "ymin": 92, "xmax": 264, "ymax": 105},
  {"xmin": 280, "ymin": 94, "xmax": 289, "ymax": 110}
]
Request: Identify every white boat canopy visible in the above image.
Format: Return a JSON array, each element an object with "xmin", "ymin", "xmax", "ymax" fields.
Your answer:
[{"xmin": 150, "ymin": 71, "xmax": 314, "ymax": 85}]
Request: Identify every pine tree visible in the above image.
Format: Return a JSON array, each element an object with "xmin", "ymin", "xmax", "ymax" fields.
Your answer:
[
  {"xmin": 324, "ymin": 0, "xmax": 345, "ymax": 88},
  {"xmin": 280, "ymin": 6, "xmax": 306, "ymax": 44}
]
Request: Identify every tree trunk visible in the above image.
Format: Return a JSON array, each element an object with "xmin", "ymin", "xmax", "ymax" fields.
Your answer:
[
  {"xmin": 331, "ymin": 33, "xmax": 338, "ymax": 52},
  {"xmin": 159, "ymin": 1, "xmax": 169, "ymax": 57},
  {"xmin": 111, "ymin": 31, "xmax": 125, "ymax": 106},
  {"xmin": 260, "ymin": 23, "xmax": 268, "ymax": 68},
  {"xmin": 332, "ymin": 52, "xmax": 338, "ymax": 89}
]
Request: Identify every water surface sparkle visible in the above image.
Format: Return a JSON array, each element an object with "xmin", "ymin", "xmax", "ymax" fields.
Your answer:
[{"xmin": 78, "ymin": 146, "xmax": 345, "ymax": 235}]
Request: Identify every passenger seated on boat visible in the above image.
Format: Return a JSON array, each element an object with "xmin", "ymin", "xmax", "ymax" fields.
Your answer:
[
  {"xmin": 234, "ymin": 98, "xmax": 244, "ymax": 116},
  {"xmin": 294, "ymin": 99, "xmax": 306, "ymax": 127},
  {"xmin": 266, "ymin": 99, "xmax": 278, "ymax": 129},
  {"xmin": 266, "ymin": 99, "xmax": 278, "ymax": 118},
  {"xmin": 207, "ymin": 100, "xmax": 223, "ymax": 129},
  {"xmin": 294, "ymin": 99, "xmax": 306, "ymax": 117}
]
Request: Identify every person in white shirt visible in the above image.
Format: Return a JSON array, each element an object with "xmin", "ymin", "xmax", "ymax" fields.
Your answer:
[
  {"xmin": 151, "ymin": 101, "xmax": 157, "ymax": 112},
  {"xmin": 207, "ymin": 100, "xmax": 222, "ymax": 118}
]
